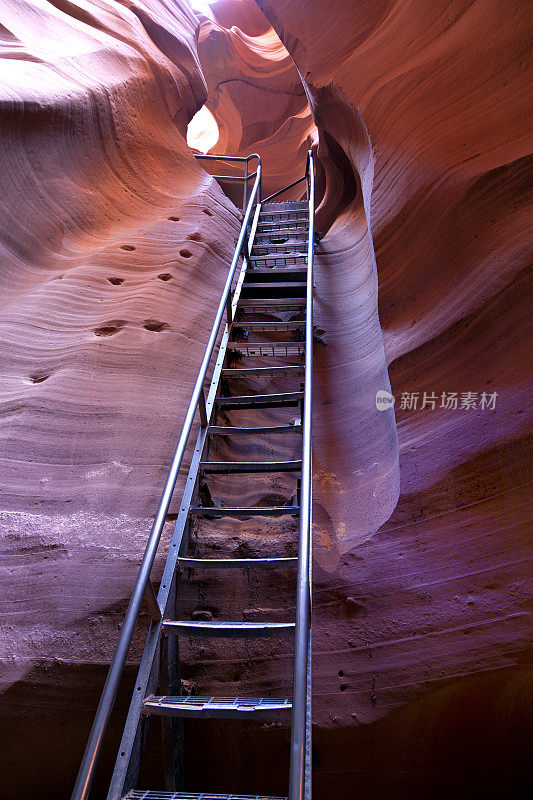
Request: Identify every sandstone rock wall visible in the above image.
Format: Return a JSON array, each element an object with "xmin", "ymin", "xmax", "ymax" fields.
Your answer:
[{"xmin": 0, "ymin": 1, "xmax": 530, "ymax": 797}]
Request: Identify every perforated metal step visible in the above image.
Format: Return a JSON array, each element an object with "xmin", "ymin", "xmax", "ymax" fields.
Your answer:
[
  {"xmin": 222, "ymin": 365, "xmax": 304, "ymax": 378},
  {"xmin": 228, "ymin": 342, "xmax": 305, "ymax": 358},
  {"xmin": 124, "ymin": 792, "xmax": 287, "ymax": 799},
  {"xmin": 189, "ymin": 505, "xmax": 300, "ymax": 518},
  {"xmin": 177, "ymin": 556, "xmax": 297, "ymax": 569},
  {"xmin": 215, "ymin": 391, "xmax": 303, "ymax": 408},
  {"xmin": 236, "ymin": 298, "xmax": 305, "ymax": 314},
  {"xmin": 201, "ymin": 460, "xmax": 301, "ymax": 473},
  {"xmin": 162, "ymin": 620, "xmax": 295, "ymax": 637},
  {"xmin": 251, "ymin": 242, "xmax": 307, "ymax": 254},
  {"xmin": 260, "ymin": 200, "xmax": 308, "ymax": 212},
  {"xmin": 244, "ymin": 267, "xmax": 307, "ymax": 280},
  {"xmin": 207, "ymin": 420, "xmax": 302, "ymax": 436},
  {"xmin": 231, "ymin": 321, "xmax": 305, "ymax": 334},
  {"xmin": 143, "ymin": 695, "xmax": 292, "ymax": 719},
  {"xmin": 240, "ymin": 282, "xmax": 306, "ymax": 299},
  {"xmin": 208, "ymin": 423, "xmax": 301, "ymax": 436}
]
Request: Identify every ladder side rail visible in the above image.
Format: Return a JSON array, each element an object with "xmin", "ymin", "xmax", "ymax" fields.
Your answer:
[
  {"xmin": 71, "ymin": 161, "xmax": 262, "ymax": 800},
  {"xmin": 288, "ymin": 149, "xmax": 315, "ymax": 800},
  {"xmin": 106, "ymin": 252, "xmax": 253, "ymax": 800}
]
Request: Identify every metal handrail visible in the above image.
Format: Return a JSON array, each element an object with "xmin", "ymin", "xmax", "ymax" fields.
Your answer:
[
  {"xmin": 288, "ymin": 149, "xmax": 314, "ymax": 800},
  {"xmin": 194, "ymin": 153, "xmax": 262, "ymax": 208},
  {"xmin": 71, "ymin": 156, "xmax": 262, "ymax": 800}
]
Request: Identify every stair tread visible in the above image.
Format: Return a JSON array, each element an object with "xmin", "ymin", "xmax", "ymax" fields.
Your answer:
[
  {"xmin": 162, "ymin": 620, "xmax": 295, "ymax": 636},
  {"xmin": 240, "ymin": 281, "xmax": 306, "ymax": 289},
  {"xmin": 256, "ymin": 219, "xmax": 308, "ymax": 228},
  {"xmin": 244, "ymin": 267, "xmax": 307, "ymax": 277},
  {"xmin": 125, "ymin": 791, "xmax": 287, "ymax": 799},
  {"xmin": 250, "ymin": 253, "xmax": 308, "ymax": 261},
  {"xmin": 237, "ymin": 297, "xmax": 305, "ymax": 306},
  {"xmin": 215, "ymin": 391, "xmax": 303, "ymax": 408},
  {"xmin": 228, "ymin": 342, "xmax": 305, "ymax": 357},
  {"xmin": 254, "ymin": 233, "xmax": 308, "ymax": 242},
  {"xmin": 231, "ymin": 321, "xmax": 305, "ymax": 331},
  {"xmin": 145, "ymin": 695, "xmax": 292, "ymax": 707},
  {"xmin": 252, "ymin": 241, "xmax": 307, "ymax": 249},
  {"xmin": 261, "ymin": 200, "xmax": 308, "ymax": 209},
  {"xmin": 208, "ymin": 423, "xmax": 301, "ymax": 435},
  {"xmin": 178, "ymin": 556, "xmax": 297, "ymax": 569},
  {"xmin": 189, "ymin": 505, "xmax": 300, "ymax": 517},
  {"xmin": 222, "ymin": 365, "xmax": 304, "ymax": 377},
  {"xmin": 143, "ymin": 695, "xmax": 292, "ymax": 719},
  {"xmin": 201, "ymin": 459, "xmax": 301, "ymax": 473}
]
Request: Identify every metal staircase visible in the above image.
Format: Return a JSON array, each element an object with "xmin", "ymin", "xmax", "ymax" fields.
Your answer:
[{"xmin": 72, "ymin": 151, "xmax": 315, "ymax": 800}]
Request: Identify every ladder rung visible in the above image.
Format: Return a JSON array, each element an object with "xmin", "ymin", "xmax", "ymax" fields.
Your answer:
[
  {"xmin": 216, "ymin": 391, "xmax": 303, "ymax": 408},
  {"xmin": 250, "ymin": 253, "xmax": 308, "ymax": 262},
  {"xmin": 162, "ymin": 620, "xmax": 295, "ymax": 637},
  {"xmin": 189, "ymin": 506, "xmax": 300, "ymax": 518},
  {"xmin": 261, "ymin": 200, "xmax": 308, "ymax": 209},
  {"xmin": 255, "ymin": 231, "xmax": 308, "ymax": 242},
  {"xmin": 200, "ymin": 460, "xmax": 302, "ymax": 473},
  {"xmin": 252, "ymin": 241, "xmax": 307, "ymax": 250},
  {"xmin": 256, "ymin": 220, "xmax": 308, "ymax": 229},
  {"xmin": 177, "ymin": 556, "xmax": 297, "ymax": 569},
  {"xmin": 240, "ymin": 287, "xmax": 306, "ymax": 301},
  {"xmin": 125, "ymin": 792, "xmax": 287, "ymax": 799},
  {"xmin": 143, "ymin": 695, "xmax": 292, "ymax": 720},
  {"xmin": 260, "ymin": 209, "xmax": 307, "ymax": 217},
  {"xmin": 232, "ymin": 321, "xmax": 305, "ymax": 333},
  {"xmin": 222, "ymin": 366, "xmax": 304, "ymax": 378},
  {"xmin": 208, "ymin": 423, "xmax": 301, "ymax": 435},
  {"xmin": 228, "ymin": 342, "xmax": 305, "ymax": 357},
  {"xmin": 237, "ymin": 298, "xmax": 306, "ymax": 312},
  {"xmin": 244, "ymin": 267, "xmax": 307, "ymax": 279}
]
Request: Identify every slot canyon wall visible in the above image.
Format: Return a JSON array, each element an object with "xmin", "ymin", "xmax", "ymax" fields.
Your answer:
[{"xmin": 0, "ymin": 1, "xmax": 531, "ymax": 798}]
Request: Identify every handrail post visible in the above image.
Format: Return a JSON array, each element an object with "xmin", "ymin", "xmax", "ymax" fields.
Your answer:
[
  {"xmin": 198, "ymin": 386, "xmax": 208, "ymax": 428},
  {"xmin": 243, "ymin": 158, "xmax": 248, "ymax": 212},
  {"xmin": 288, "ymin": 150, "xmax": 314, "ymax": 800},
  {"xmin": 71, "ymin": 158, "xmax": 262, "ymax": 800},
  {"xmin": 226, "ymin": 290, "xmax": 233, "ymax": 325}
]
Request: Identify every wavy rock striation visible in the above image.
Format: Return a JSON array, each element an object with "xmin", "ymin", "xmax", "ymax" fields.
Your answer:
[
  {"xmin": 0, "ymin": 1, "xmax": 241, "ymax": 795},
  {"xmin": 253, "ymin": 0, "xmax": 532, "ymax": 795}
]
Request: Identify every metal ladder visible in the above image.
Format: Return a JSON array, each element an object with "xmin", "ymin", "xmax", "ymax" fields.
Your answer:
[{"xmin": 72, "ymin": 151, "xmax": 315, "ymax": 800}]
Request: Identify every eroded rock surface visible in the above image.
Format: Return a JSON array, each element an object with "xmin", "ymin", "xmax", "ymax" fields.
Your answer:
[{"xmin": 0, "ymin": 1, "xmax": 531, "ymax": 798}]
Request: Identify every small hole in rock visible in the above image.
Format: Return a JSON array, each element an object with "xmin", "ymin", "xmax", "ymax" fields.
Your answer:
[
  {"xmin": 143, "ymin": 319, "xmax": 171, "ymax": 332},
  {"xmin": 158, "ymin": 273, "xmax": 173, "ymax": 281},
  {"xmin": 338, "ymin": 670, "xmax": 344, "ymax": 678},
  {"xmin": 202, "ymin": 208, "xmax": 213, "ymax": 216},
  {"xmin": 94, "ymin": 320, "xmax": 127, "ymax": 337},
  {"xmin": 187, "ymin": 232, "xmax": 201, "ymax": 242},
  {"xmin": 180, "ymin": 249, "xmax": 193, "ymax": 258},
  {"xmin": 168, "ymin": 216, "xmax": 180, "ymax": 222},
  {"xmin": 107, "ymin": 277, "xmax": 124, "ymax": 285},
  {"xmin": 120, "ymin": 244, "xmax": 136, "ymax": 251},
  {"xmin": 340, "ymin": 683, "xmax": 348, "ymax": 692},
  {"xmin": 30, "ymin": 374, "xmax": 49, "ymax": 384}
]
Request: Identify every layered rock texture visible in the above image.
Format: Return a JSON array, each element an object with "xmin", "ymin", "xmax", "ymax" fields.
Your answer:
[{"xmin": 0, "ymin": 0, "xmax": 531, "ymax": 798}]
